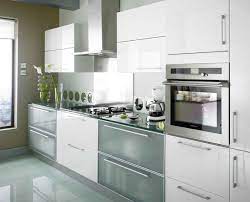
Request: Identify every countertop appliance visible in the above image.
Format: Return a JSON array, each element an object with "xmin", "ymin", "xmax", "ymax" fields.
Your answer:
[
  {"xmin": 163, "ymin": 63, "xmax": 229, "ymax": 146},
  {"xmin": 147, "ymin": 86, "xmax": 165, "ymax": 122}
]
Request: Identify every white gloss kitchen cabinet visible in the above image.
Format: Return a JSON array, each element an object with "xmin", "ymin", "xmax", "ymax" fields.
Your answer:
[
  {"xmin": 117, "ymin": 1, "xmax": 167, "ymax": 42},
  {"xmin": 57, "ymin": 111, "xmax": 98, "ymax": 182},
  {"xmin": 166, "ymin": 0, "xmax": 229, "ymax": 64},
  {"xmin": 230, "ymin": 149, "xmax": 250, "ymax": 202},
  {"xmin": 165, "ymin": 135, "xmax": 229, "ymax": 202},
  {"xmin": 117, "ymin": 37, "xmax": 166, "ymax": 72},
  {"xmin": 45, "ymin": 23, "xmax": 88, "ymax": 72},
  {"xmin": 230, "ymin": 0, "xmax": 250, "ymax": 152}
]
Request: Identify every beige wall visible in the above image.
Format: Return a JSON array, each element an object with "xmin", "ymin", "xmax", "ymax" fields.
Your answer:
[{"xmin": 0, "ymin": 0, "xmax": 59, "ymax": 149}]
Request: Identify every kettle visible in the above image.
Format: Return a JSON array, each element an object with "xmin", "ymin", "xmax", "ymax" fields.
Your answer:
[{"xmin": 148, "ymin": 102, "xmax": 165, "ymax": 117}]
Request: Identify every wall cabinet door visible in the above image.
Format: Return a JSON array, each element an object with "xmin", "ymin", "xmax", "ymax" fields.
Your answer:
[
  {"xmin": 117, "ymin": 41, "xmax": 137, "ymax": 72},
  {"xmin": 166, "ymin": 0, "xmax": 229, "ymax": 54},
  {"xmin": 45, "ymin": 27, "xmax": 62, "ymax": 51},
  {"xmin": 117, "ymin": 1, "xmax": 167, "ymax": 42},
  {"xmin": 136, "ymin": 37, "xmax": 166, "ymax": 72},
  {"xmin": 230, "ymin": 0, "xmax": 250, "ymax": 152},
  {"xmin": 117, "ymin": 37, "xmax": 166, "ymax": 72},
  {"xmin": 62, "ymin": 24, "xmax": 75, "ymax": 49},
  {"xmin": 136, "ymin": 1, "xmax": 166, "ymax": 40},
  {"xmin": 45, "ymin": 50, "xmax": 62, "ymax": 72},
  {"xmin": 230, "ymin": 149, "xmax": 250, "ymax": 202},
  {"xmin": 117, "ymin": 9, "xmax": 138, "ymax": 42},
  {"xmin": 61, "ymin": 48, "xmax": 74, "ymax": 72}
]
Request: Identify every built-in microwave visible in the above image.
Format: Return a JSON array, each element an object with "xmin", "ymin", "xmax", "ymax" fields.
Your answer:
[{"xmin": 164, "ymin": 63, "xmax": 229, "ymax": 146}]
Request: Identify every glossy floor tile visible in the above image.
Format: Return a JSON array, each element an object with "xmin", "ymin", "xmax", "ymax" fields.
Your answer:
[{"xmin": 0, "ymin": 155, "xmax": 114, "ymax": 202}]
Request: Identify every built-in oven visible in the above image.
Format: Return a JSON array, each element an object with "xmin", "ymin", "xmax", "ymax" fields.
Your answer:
[{"xmin": 163, "ymin": 63, "xmax": 229, "ymax": 146}]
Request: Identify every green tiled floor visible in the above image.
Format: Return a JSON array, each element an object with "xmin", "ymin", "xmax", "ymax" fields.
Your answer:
[{"xmin": 0, "ymin": 155, "xmax": 114, "ymax": 202}]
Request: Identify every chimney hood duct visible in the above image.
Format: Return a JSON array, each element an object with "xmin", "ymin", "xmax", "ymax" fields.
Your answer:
[{"xmin": 74, "ymin": 0, "xmax": 120, "ymax": 58}]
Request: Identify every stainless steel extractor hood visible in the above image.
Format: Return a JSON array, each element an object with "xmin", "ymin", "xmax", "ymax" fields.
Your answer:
[{"xmin": 74, "ymin": 0, "xmax": 120, "ymax": 58}]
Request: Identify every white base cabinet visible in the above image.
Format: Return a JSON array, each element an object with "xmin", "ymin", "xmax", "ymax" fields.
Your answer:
[
  {"xmin": 166, "ymin": 178, "xmax": 228, "ymax": 202},
  {"xmin": 165, "ymin": 135, "xmax": 229, "ymax": 200},
  {"xmin": 230, "ymin": 149, "xmax": 250, "ymax": 202},
  {"xmin": 57, "ymin": 111, "xmax": 98, "ymax": 182}
]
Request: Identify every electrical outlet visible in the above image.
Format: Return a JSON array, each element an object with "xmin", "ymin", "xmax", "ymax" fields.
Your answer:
[{"xmin": 20, "ymin": 63, "xmax": 27, "ymax": 76}]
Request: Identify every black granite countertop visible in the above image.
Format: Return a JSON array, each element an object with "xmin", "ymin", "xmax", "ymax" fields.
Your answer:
[{"xmin": 29, "ymin": 103, "xmax": 166, "ymax": 134}]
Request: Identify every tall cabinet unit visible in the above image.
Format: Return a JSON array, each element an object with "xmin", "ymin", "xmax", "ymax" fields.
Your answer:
[
  {"xmin": 230, "ymin": 0, "xmax": 250, "ymax": 152},
  {"xmin": 166, "ymin": 0, "xmax": 230, "ymax": 64},
  {"xmin": 230, "ymin": 149, "xmax": 250, "ymax": 202},
  {"xmin": 117, "ymin": 1, "xmax": 167, "ymax": 72}
]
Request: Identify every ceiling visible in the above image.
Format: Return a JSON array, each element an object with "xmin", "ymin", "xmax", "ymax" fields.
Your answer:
[{"xmin": 12, "ymin": 0, "xmax": 80, "ymax": 10}]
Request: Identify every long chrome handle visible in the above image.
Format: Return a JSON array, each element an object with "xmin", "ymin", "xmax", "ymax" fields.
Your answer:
[
  {"xmin": 29, "ymin": 126, "xmax": 55, "ymax": 137},
  {"xmin": 177, "ymin": 186, "xmax": 211, "ymax": 200},
  {"xmin": 232, "ymin": 112, "xmax": 237, "ymax": 143},
  {"xmin": 178, "ymin": 141, "xmax": 212, "ymax": 151},
  {"xmin": 163, "ymin": 81, "xmax": 225, "ymax": 88},
  {"xmin": 30, "ymin": 106, "xmax": 54, "ymax": 113},
  {"xmin": 104, "ymin": 125, "xmax": 149, "ymax": 138},
  {"xmin": 233, "ymin": 156, "xmax": 238, "ymax": 188},
  {"xmin": 30, "ymin": 129, "xmax": 49, "ymax": 139},
  {"xmin": 221, "ymin": 15, "xmax": 226, "ymax": 45},
  {"xmin": 67, "ymin": 144, "xmax": 85, "ymax": 152},
  {"xmin": 104, "ymin": 158, "xmax": 149, "ymax": 178}
]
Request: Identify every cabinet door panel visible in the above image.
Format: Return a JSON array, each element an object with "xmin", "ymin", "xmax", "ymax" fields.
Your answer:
[
  {"xmin": 45, "ymin": 50, "xmax": 62, "ymax": 72},
  {"xmin": 117, "ymin": 41, "xmax": 137, "ymax": 72},
  {"xmin": 62, "ymin": 145, "xmax": 98, "ymax": 182},
  {"xmin": 136, "ymin": 37, "xmax": 166, "ymax": 72},
  {"xmin": 58, "ymin": 111, "xmax": 98, "ymax": 151},
  {"xmin": 61, "ymin": 48, "xmax": 74, "ymax": 72},
  {"xmin": 167, "ymin": 0, "xmax": 229, "ymax": 54},
  {"xmin": 62, "ymin": 24, "xmax": 75, "ymax": 49},
  {"xmin": 165, "ymin": 135, "xmax": 229, "ymax": 199},
  {"xmin": 230, "ymin": 149, "xmax": 250, "ymax": 202},
  {"xmin": 166, "ymin": 178, "xmax": 227, "ymax": 202},
  {"xmin": 117, "ymin": 9, "xmax": 137, "ymax": 42},
  {"xmin": 45, "ymin": 27, "xmax": 62, "ymax": 51},
  {"xmin": 230, "ymin": 0, "xmax": 250, "ymax": 152},
  {"xmin": 136, "ymin": 1, "xmax": 166, "ymax": 39}
]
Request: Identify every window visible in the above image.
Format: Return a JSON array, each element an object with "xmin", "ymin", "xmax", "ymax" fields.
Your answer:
[{"xmin": 0, "ymin": 18, "xmax": 15, "ymax": 129}]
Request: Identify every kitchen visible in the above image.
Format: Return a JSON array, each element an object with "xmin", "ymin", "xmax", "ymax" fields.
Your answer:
[{"xmin": 0, "ymin": 0, "xmax": 249, "ymax": 202}]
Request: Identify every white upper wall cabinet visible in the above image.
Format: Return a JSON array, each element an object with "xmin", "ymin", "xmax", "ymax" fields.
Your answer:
[
  {"xmin": 117, "ymin": 1, "xmax": 167, "ymax": 42},
  {"xmin": 45, "ymin": 23, "xmax": 89, "ymax": 72},
  {"xmin": 117, "ymin": 37, "xmax": 166, "ymax": 72},
  {"xmin": 166, "ymin": 0, "xmax": 229, "ymax": 57},
  {"xmin": 45, "ymin": 27, "xmax": 62, "ymax": 51},
  {"xmin": 230, "ymin": 0, "xmax": 250, "ymax": 152}
]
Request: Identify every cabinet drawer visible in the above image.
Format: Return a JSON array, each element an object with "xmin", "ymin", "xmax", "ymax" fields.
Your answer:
[
  {"xmin": 99, "ymin": 121, "xmax": 164, "ymax": 174},
  {"xmin": 29, "ymin": 129, "xmax": 56, "ymax": 159},
  {"xmin": 98, "ymin": 153, "xmax": 164, "ymax": 202},
  {"xmin": 57, "ymin": 111, "xmax": 98, "ymax": 151},
  {"xmin": 28, "ymin": 105, "xmax": 57, "ymax": 135},
  {"xmin": 61, "ymin": 143, "xmax": 98, "ymax": 182},
  {"xmin": 166, "ymin": 177, "xmax": 227, "ymax": 202},
  {"xmin": 165, "ymin": 135, "xmax": 229, "ymax": 199}
]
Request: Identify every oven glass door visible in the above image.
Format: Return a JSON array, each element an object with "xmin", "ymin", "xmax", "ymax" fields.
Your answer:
[{"xmin": 170, "ymin": 84, "xmax": 222, "ymax": 134}]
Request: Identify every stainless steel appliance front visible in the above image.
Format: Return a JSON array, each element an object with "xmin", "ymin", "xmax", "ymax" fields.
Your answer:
[{"xmin": 164, "ymin": 63, "xmax": 229, "ymax": 145}]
